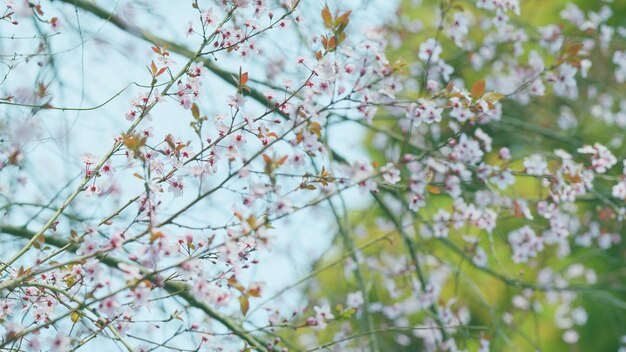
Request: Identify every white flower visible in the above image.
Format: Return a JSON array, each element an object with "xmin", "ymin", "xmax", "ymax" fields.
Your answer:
[
  {"xmin": 563, "ymin": 330, "xmax": 579, "ymax": 344},
  {"xmin": 381, "ymin": 163, "xmax": 401, "ymax": 184},
  {"xmin": 557, "ymin": 106, "xmax": 578, "ymax": 130},
  {"xmin": 315, "ymin": 60, "xmax": 337, "ymax": 82},
  {"xmin": 227, "ymin": 93, "xmax": 247, "ymax": 108},
  {"xmin": 472, "ymin": 246, "xmax": 488, "ymax": 267},
  {"xmin": 479, "ymin": 338, "xmax": 490, "ymax": 352},
  {"xmin": 409, "ymin": 193, "xmax": 426, "ymax": 212},
  {"xmin": 418, "ymin": 38, "xmax": 442, "ymax": 62},
  {"xmin": 453, "ymin": 134, "xmax": 484, "ymax": 165},
  {"xmin": 490, "ymin": 168, "xmax": 515, "ymax": 190},
  {"xmin": 577, "ymin": 143, "xmax": 617, "ymax": 173},
  {"xmin": 313, "ymin": 305, "xmax": 334, "ymax": 329},
  {"xmin": 613, "ymin": 51, "xmax": 626, "ymax": 83},
  {"xmin": 445, "ymin": 175, "xmax": 462, "ymax": 198},
  {"xmin": 433, "ymin": 209, "xmax": 451, "ymax": 238},
  {"xmin": 81, "ymin": 153, "xmax": 98, "ymax": 165},
  {"xmin": 499, "ymin": 147, "xmax": 512, "ymax": 160},
  {"xmin": 551, "ymin": 63, "xmax": 578, "ymax": 97},
  {"xmin": 612, "ymin": 181, "xmax": 626, "ymax": 200},
  {"xmin": 346, "ymin": 291, "xmax": 364, "ymax": 308},
  {"xmin": 508, "ymin": 226, "xmax": 544, "ymax": 263},
  {"xmin": 448, "ymin": 12, "xmax": 468, "ymax": 42},
  {"xmin": 523, "ymin": 154, "xmax": 548, "ymax": 175},
  {"xmin": 407, "ymin": 99, "xmax": 443, "ymax": 126},
  {"xmin": 474, "ymin": 128, "xmax": 492, "ymax": 152}
]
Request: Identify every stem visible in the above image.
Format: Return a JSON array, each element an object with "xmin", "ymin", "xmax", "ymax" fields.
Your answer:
[
  {"xmin": 0, "ymin": 5, "xmax": 237, "ymax": 275},
  {"xmin": 0, "ymin": 225, "xmax": 269, "ymax": 351}
]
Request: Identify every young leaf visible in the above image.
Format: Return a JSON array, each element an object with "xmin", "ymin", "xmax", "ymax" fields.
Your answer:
[
  {"xmin": 427, "ymin": 185, "xmax": 441, "ymax": 194},
  {"xmin": 239, "ymin": 295, "xmax": 250, "ymax": 316},
  {"xmin": 191, "ymin": 103, "xmax": 200, "ymax": 120},
  {"xmin": 483, "ymin": 92, "xmax": 505, "ymax": 103},
  {"xmin": 321, "ymin": 5, "xmax": 333, "ymax": 29},
  {"xmin": 150, "ymin": 230, "xmax": 165, "ymax": 243},
  {"xmin": 471, "ymin": 79, "xmax": 485, "ymax": 98},
  {"xmin": 334, "ymin": 10, "xmax": 351, "ymax": 32},
  {"xmin": 328, "ymin": 36, "xmax": 337, "ymax": 52}
]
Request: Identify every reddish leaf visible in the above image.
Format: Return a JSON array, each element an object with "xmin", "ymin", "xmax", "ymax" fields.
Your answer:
[
  {"xmin": 471, "ymin": 79, "xmax": 485, "ymax": 98},
  {"xmin": 240, "ymin": 72, "xmax": 249, "ymax": 86},
  {"xmin": 277, "ymin": 155, "xmax": 289, "ymax": 166},
  {"xmin": 34, "ymin": 4, "xmax": 44, "ymax": 16},
  {"xmin": 328, "ymin": 36, "xmax": 337, "ymax": 52},
  {"xmin": 321, "ymin": 35, "xmax": 329, "ymax": 51},
  {"xmin": 37, "ymin": 82, "xmax": 47, "ymax": 98},
  {"xmin": 334, "ymin": 10, "xmax": 351, "ymax": 32},
  {"xmin": 150, "ymin": 231, "xmax": 165, "ymax": 243},
  {"xmin": 321, "ymin": 5, "xmax": 333, "ymax": 29},
  {"xmin": 150, "ymin": 61, "xmax": 157, "ymax": 76},
  {"xmin": 565, "ymin": 42, "xmax": 583, "ymax": 57},
  {"xmin": 427, "ymin": 185, "xmax": 441, "ymax": 194},
  {"xmin": 247, "ymin": 283, "xmax": 262, "ymax": 297}
]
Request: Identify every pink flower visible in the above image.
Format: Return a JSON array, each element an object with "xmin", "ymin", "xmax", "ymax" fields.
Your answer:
[
  {"xmin": 291, "ymin": 153, "xmax": 306, "ymax": 169},
  {"xmin": 227, "ymin": 94, "xmax": 246, "ymax": 108},
  {"xmin": 185, "ymin": 21, "xmax": 194, "ymax": 37},
  {"xmin": 180, "ymin": 97, "xmax": 192, "ymax": 110},
  {"xmin": 202, "ymin": 8, "xmax": 215, "ymax": 26},
  {"xmin": 50, "ymin": 333, "xmax": 71, "ymax": 352},
  {"xmin": 99, "ymin": 296, "xmax": 120, "ymax": 317},
  {"xmin": 81, "ymin": 153, "xmax": 98, "ymax": 165}
]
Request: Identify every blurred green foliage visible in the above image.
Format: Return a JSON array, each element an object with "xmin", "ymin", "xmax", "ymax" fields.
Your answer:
[{"xmin": 290, "ymin": 0, "xmax": 626, "ymax": 351}]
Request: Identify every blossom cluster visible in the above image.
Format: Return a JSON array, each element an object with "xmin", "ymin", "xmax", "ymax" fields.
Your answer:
[{"xmin": 1, "ymin": 0, "xmax": 626, "ymax": 351}]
